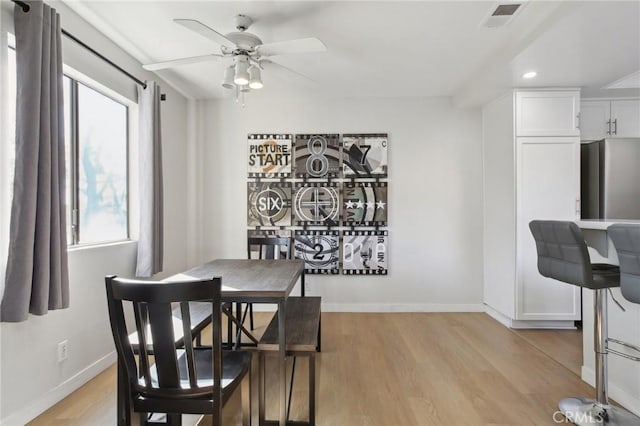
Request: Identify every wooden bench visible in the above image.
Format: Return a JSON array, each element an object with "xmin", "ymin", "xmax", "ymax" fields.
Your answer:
[{"xmin": 258, "ymin": 296, "xmax": 321, "ymax": 426}]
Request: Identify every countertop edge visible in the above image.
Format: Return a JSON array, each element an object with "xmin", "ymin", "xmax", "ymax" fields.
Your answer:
[{"xmin": 577, "ymin": 219, "xmax": 640, "ymax": 230}]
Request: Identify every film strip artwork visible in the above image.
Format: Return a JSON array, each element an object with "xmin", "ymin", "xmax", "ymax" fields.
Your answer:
[
  {"xmin": 293, "ymin": 183, "xmax": 340, "ymax": 226},
  {"xmin": 342, "ymin": 182, "xmax": 387, "ymax": 226},
  {"xmin": 295, "ymin": 134, "xmax": 340, "ymax": 178},
  {"xmin": 247, "ymin": 182, "xmax": 292, "ymax": 227},
  {"xmin": 342, "ymin": 134, "xmax": 388, "ymax": 178},
  {"xmin": 294, "ymin": 230, "xmax": 340, "ymax": 274},
  {"xmin": 248, "ymin": 134, "xmax": 293, "ymax": 178},
  {"xmin": 247, "ymin": 229, "xmax": 291, "ymax": 238},
  {"xmin": 342, "ymin": 230, "xmax": 388, "ymax": 275}
]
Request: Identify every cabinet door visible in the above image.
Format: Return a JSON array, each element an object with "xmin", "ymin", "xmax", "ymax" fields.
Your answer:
[
  {"xmin": 611, "ymin": 99, "xmax": 640, "ymax": 138},
  {"xmin": 516, "ymin": 137, "xmax": 581, "ymax": 320},
  {"xmin": 516, "ymin": 91, "xmax": 580, "ymax": 137},
  {"xmin": 580, "ymin": 100, "xmax": 611, "ymax": 141}
]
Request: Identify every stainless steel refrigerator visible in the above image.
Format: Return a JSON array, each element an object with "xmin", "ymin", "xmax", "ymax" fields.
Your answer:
[{"xmin": 581, "ymin": 138, "xmax": 640, "ymax": 220}]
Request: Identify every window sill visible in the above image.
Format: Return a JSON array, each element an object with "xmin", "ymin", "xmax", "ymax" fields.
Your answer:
[{"xmin": 67, "ymin": 239, "xmax": 136, "ymax": 253}]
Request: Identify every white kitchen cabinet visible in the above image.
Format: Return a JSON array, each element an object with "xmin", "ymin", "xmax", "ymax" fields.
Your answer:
[
  {"xmin": 580, "ymin": 98, "xmax": 640, "ymax": 140},
  {"xmin": 516, "ymin": 91, "xmax": 581, "ymax": 137},
  {"xmin": 516, "ymin": 138, "xmax": 581, "ymax": 321},
  {"xmin": 483, "ymin": 89, "xmax": 581, "ymax": 327}
]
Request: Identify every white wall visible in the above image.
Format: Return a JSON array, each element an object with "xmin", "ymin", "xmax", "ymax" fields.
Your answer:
[
  {"xmin": 482, "ymin": 93, "xmax": 516, "ymax": 319},
  {"xmin": 197, "ymin": 95, "xmax": 484, "ymax": 311},
  {"xmin": 0, "ymin": 2, "xmax": 191, "ymax": 424}
]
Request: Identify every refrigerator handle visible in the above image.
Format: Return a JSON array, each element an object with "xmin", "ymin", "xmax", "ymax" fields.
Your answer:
[
  {"xmin": 606, "ymin": 119, "xmax": 611, "ymax": 135},
  {"xmin": 612, "ymin": 118, "xmax": 618, "ymax": 135}
]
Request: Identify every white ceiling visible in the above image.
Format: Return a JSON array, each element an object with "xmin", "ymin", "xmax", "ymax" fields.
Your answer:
[{"xmin": 63, "ymin": 1, "xmax": 640, "ymax": 106}]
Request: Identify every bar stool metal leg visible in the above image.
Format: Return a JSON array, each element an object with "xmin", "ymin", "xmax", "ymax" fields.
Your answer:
[{"xmin": 559, "ymin": 289, "xmax": 640, "ymax": 425}]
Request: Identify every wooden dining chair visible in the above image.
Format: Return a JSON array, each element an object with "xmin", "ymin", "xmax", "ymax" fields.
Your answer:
[
  {"xmin": 105, "ymin": 275, "xmax": 251, "ymax": 426},
  {"xmin": 244, "ymin": 237, "xmax": 293, "ymax": 330}
]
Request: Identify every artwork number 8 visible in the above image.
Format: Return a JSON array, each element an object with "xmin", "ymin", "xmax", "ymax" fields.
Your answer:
[{"xmin": 306, "ymin": 136, "xmax": 329, "ymax": 177}]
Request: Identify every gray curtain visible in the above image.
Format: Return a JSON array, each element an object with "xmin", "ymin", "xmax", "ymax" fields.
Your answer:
[
  {"xmin": 136, "ymin": 81, "xmax": 164, "ymax": 277},
  {"xmin": 1, "ymin": 1, "xmax": 69, "ymax": 322}
]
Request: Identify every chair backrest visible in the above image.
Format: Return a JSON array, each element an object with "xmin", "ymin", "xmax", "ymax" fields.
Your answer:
[
  {"xmin": 105, "ymin": 276, "xmax": 222, "ymax": 401},
  {"xmin": 608, "ymin": 224, "xmax": 640, "ymax": 303},
  {"xmin": 528, "ymin": 220, "xmax": 592, "ymax": 287},
  {"xmin": 247, "ymin": 236, "xmax": 292, "ymax": 260}
]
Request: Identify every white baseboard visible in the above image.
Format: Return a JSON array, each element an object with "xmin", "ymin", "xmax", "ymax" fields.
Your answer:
[
  {"xmin": 581, "ymin": 366, "xmax": 640, "ymax": 417},
  {"xmin": 0, "ymin": 352, "xmax": 117, "ymax": 426},
  {"xmin": 509, "ymin": 320, "xmax": 576, "ymax": 329},
  {"xmin": 320, "ymin": 303, "xmax": 485, "ymax": 312},
  {"xmin": 483, "ymin": 304, "xmax": 576, "ymax": 329},
  {"xmin": 484, "ymin": 304, "xmax": 515, "ymax": 327},
  {"xmin": 256, "ymin": 302, "xmax": 485, "ymax": 313}
]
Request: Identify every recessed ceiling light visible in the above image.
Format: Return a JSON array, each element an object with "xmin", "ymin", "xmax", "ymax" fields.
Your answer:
[{"xmin": 522, "ymin": 71, "xmax": 537, "ymax": 79}]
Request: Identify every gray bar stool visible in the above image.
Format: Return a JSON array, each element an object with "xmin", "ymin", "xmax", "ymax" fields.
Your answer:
[
  {"xmin": 609, "ymin": 224, "xmax": 640, "ymax": 305},
  {"xmin": 529, "ymin": 220, "xmax": 640, "ymax": 425},
  {"xmin": 608, "ymin": 223, "xmax": 640, "ymax": 359}
]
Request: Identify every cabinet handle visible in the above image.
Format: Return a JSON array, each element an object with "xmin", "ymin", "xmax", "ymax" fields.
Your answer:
[
  {"xmin": 606, "ymin": 119, "xmax": 611, "ymax": 135},
  {"xmin": 576, "ymin": 197, "xmax": 581, "ymax": 218},
  {"xmin": 612, "ymin": 118, "xmax": 618, "ymax": 135},
  {"xmin": 576, "ymin": 113, "xmax": 580, "ymax": 129}
]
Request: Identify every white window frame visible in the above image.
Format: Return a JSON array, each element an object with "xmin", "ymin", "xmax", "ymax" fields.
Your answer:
[
  {"xmin": 63, "ymin": 66, "xmax": 137, "ymax": 247},
  {"xmin": 0, "ymin": 2, "xmax": 15, "ymax": 301}
]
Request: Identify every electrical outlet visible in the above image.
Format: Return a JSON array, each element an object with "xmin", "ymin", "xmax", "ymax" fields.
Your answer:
[{"xmin": 57, "ymin": 340, "xmax": 68, "ymax": 363}]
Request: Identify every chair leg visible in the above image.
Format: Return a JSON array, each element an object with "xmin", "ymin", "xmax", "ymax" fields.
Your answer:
[
  {"xmin": 249, "ymin": 303, "xmax": 255, "ymax": 330},
  {"xmin": 309, "ymin": 354, "xmax": 316, "ymax": 426},
  {"xmin": 259, "ymin": 353, "xmax": 266, "ymax": 426},
  {"xmin": 594, "ymin": 288, "xmax": 608, "ymax": 406},
  {"xmin": 236, "ymin": 302, "xmax": 243, "ymax": 347},
  {"xmin": 242, "ymin": 367, "xmax": 251, "ymax": 426},
  {"xmin": 287, "ymin": 357, "xmax": 296, "ymax": 421},
  {"xmin": 227, "ymin": 309, "xmax": 233, "ymax": 350},
  {"xmin": 316, "ymin": 315, "xmax": 321, "ymax": 353},
  {"xmin": 558, "ymin": 288, "xmax": 640, "ymax": 424}
]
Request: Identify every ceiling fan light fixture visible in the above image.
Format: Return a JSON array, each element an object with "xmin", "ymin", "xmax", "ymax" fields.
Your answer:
[
  {"xmin": 222, "ymin": 66, "xmax": 235, "ymax": 89},
  {"xmin": 248, "ymin": 65, "xmax": 263, "ymax": 89},
  {"xmin": 234, "ymin": 57, "xmax": 250, "ymax": 86}
]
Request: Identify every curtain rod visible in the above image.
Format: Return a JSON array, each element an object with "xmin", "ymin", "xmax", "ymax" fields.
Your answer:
[{"xmin": 11, "ymin": 0, "xmax": 167, "ymax": 100}]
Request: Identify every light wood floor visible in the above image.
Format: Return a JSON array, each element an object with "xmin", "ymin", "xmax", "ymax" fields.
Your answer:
[
  {"xmin": 29, "ymin": 313, "xmax": 591, "ymax": 426},
  {"xmin": 513, "ymin": 326, "xmax": 583, "ymax": 376}
]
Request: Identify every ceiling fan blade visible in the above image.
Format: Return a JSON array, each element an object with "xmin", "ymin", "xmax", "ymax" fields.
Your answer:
[
  {"xmin": 174, "ymin": 19, "xmax": 237, "ymax": 49},
  {"xmin": 143, "ymin": 54, "xmax": 224, "ymax": 71},
  {"xmin": 260, "ymin": 59, "xmax": 315, "ymax": 82},
  {"xmin": 256, "ymin": 37, "xmax": 326, "ymax": 57}
]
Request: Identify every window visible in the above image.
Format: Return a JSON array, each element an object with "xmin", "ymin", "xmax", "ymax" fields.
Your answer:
[
  {"xmin": 7, "ymin": 41, "xmax": 16, "ymax": 203},
  {"xmin": 72, "ymin": 81, "xmax": 129, "ymax": 244},
  {"xmin": 6, "ymin": 40, "xmax": 130, "ymax": 246}
]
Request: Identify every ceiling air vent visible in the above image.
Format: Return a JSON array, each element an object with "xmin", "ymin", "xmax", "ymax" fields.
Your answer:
[{"xmin": 482, "ymin": 3, "xmax": 523, "ymax": 28}]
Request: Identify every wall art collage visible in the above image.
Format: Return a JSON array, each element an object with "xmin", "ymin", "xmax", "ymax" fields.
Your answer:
[{"xmin": 247, "ymin": 133, "xmax": 389, "ymax": 275}]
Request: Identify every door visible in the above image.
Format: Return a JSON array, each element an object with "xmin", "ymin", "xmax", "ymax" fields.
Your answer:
[
  {"xmin": 611, "ymin": 99, "xmax": 640, "ymax": 138},
  {"xmin": 516, "ymin": 137, "xmax": 581, "ymax": 320},
  {"xmin": 580, "ymin": 100, "xmax": 611, "ymax": 141}
]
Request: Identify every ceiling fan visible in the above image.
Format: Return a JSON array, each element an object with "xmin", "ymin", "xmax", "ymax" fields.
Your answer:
[{"xmin": 143, "ymin": 14, "xmax": 326, "ymax": 99}]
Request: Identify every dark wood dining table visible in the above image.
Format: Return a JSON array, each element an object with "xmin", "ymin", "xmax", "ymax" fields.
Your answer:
[{"xmin": 116, "ymin": 258, "xmax": 305, "ymax": 426}]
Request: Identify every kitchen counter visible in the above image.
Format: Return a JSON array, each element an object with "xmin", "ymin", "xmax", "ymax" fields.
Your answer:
[{"xmin": 577, "ymin": 219, "xmax": 640, "ymax": 230}]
